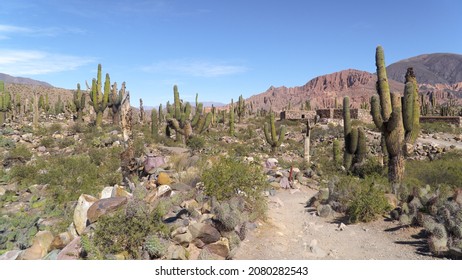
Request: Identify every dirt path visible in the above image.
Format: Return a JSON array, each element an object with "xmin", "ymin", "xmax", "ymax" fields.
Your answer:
[{"xmin": 234, "ymin": 187, "xmax": 437, "ymax": 260}]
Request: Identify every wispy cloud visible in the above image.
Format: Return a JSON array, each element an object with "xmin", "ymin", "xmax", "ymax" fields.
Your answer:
[
  {"xmin": 0, "ymin": 24, "xmax": 85, "ymax": 39},
  {"xmin": 142, "ymin": 59, "xmax": 248, "ymax": 78},
  {"xmin": 0, "ymin": 49, "xmax": 94, "ymax": 75}
]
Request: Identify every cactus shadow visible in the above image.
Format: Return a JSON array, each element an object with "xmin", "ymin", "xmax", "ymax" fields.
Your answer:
[{"xmin": 393, "ymin": 229, "xmax": 436, "ymax": 258}]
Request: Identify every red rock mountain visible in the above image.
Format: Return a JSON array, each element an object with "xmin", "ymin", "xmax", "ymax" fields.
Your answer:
[{"xmin": 246, "ymin": 69, "xmax": 404, "ymax": 112}]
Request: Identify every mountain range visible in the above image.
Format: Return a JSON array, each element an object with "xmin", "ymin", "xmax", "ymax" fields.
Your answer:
[{"xmin": 2, "ymin": 53, "xmax": 462, "ymax": 111}]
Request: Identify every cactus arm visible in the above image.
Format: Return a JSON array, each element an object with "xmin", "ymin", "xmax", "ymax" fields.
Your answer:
[
  {"xmin": 276, "ymin": 125, "xmax": 286, "ymax": 146},
  {"xmin": 375, "ymin": 46, "xmax": 392, "ymax": 121},
  {"xmin": 402, "ymin": 82, "xmax": 414, "ymax": 132},
  {"xmin": 263, "ymin": 123, "xmax": 274, "ymax": 146},
  {"xmin": 370, "ymin": 95, "xmax": 383, "ymax": 130},
  {"xmin": 347, "ymin": 127, "xmax": 359, "ymax": 154}
]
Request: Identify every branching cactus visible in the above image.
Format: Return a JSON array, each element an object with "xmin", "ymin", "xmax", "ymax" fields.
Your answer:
[
  {"xmin": 264, "ymin": 111, "xmax": 286, "ymax": 153},
  {"xmin": 166, "ymin": 86, "xmax": 212, "ymax": 142},
  {"xmin": 343, "ymin": 96, "xmax": 367, "ymax": 170},
  {"xmin": 89, "ymin": 64, "xmax": 109, "ymax": 128},
  {"xmin": 370, "ymin": 46, "xmax": 405, "ymax": 185}
]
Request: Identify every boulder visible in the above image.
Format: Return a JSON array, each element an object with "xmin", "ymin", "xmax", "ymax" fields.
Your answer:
[
  {"xmin": 170, "ymin": 182, "xmax": 193, "ymax": 192},
  {"xmin": 157, "ymin": 185, "xmax": 172, "ymax": 198},
  {"xmin": 51, "ymin": 232, "xmax": 73, "ymax": 250},
  {"xmin": 181, "ymin": 199, "xmax": 199, "ymax": 210},
  {"xmin": 43, "ymin": 249, "xmax": 60, "ymax": 260},
  {"xmin": 317, "ymin": 204, "xmax": 333, "ymax": 218},
  {"xmin": 0, "ymin": 250, "xmax": 22, "ymax": 260},
  {"xmin": 73, "ymin": 194, "xmax": 98, "ymax": 235},
  {"xmin": 173, "ymin": 231, "xmax": 193, "ymax": 247},
  {"xmin": 144, "ymin": 155, "xmax": 166, "ymax": 174},
  {"xmin": 57, "ymin": 236, "xmax": 81, "ymax": 260},
  {"xmin": 100, "ymin": 186, "xmax": 114, "ymax": 199},
  {"xmin": 20, "ymin": 230, "xmax": 54, "ymax": 260},
  {"xmin": 157, "ymin": 172, "xmax": 172, "ymax": 185},
  {"xmin": 203, "ymin": 238, "xmax": 229, "ymax": 258},
  {"xmin": 280, "ymin": 177, "xmax": 290, "ymax": 189},
  {"xmin": 165, "ymin": 244, "xmax": 187, "ymax": 260},
  {"xmin": 87, "ymin": 197, "xmax": 128, "ymax": 223},
  {"xmin": 67, "ymin": 222, "xmax": 79, "ymax": 240},
  {"xmin": 111, "ymin": 185, "xmax": 132, "ymax": 198},
  {"xmin": 189, "ymin": 222, "xmax": 221, "ymax": 245}
]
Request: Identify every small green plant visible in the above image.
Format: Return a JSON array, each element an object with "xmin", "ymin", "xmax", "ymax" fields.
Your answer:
[
  {"xmin": 186, "ymin": 135, "xmax": 205, "ymax": 152},
  {"xmin": 7, "ymin": 143, "xmax": 32, "ymax": 162},
  {"xmin": 347, "ymin": 177, "xmax": 391, "ymax": 223},
  {"xmin": 202, "ymin": 156, "xmax": 267, "ymax": 219}
]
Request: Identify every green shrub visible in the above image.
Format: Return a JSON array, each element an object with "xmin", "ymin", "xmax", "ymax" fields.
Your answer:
[
  {"xmin": 39, "ymin": 137, "xmax": 55, "ymax": 148},
  {"xmin": 347, "ymin": 177, "xmax": 391, "ymax": 223},
  {"xmin": 0, "ymin": 136, "xmax": 15, "ymax": 148},
  {"xmin": 57, "ymin": 137, "xmax": 75, "ymax": 149},
  {"xmin": 186, "ymin": 135, "xmax": 205, "ymax": 152},
  {"xmin": 405, "ymin": 150, "xmax": 462, "ymax": 188},
  {"xmin": 7, "ymin": 144, "xmax": 32, "ymax": 161},
  {"xmin": 421, "ymin": 122, "xmax": 462, "ymax": 134},
  {"xmin": 91, "ymin": 199, "xmax": 167, "ymax": 259},
  {"xmin": 202, "ymin": 156, "xmax": 267, "ymax": 208}
]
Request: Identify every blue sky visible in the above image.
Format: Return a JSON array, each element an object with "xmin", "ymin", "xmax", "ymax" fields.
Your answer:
[{"xmin": 0, "ymin": 0, "xmax": 461, "ymax": 106}]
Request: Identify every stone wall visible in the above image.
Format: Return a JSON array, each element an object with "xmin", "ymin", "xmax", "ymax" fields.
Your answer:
[
  {"xmin": 420, "ymin": 116, "xmax": 462, "ymax": 126},
  {"xmin": 281, "ymin": 109, "xmax": 372, "ymax": 123},
  {"xmin": 280, "ymin": 110, "xmax": 316, "ymax": 120}
]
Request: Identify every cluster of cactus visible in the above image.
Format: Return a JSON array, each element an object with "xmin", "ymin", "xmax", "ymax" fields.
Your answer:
[
  {"xmin": 38, "ymin": 93, "xmax": 51, "ymax": 113},
  {"xmin": 440, "ymin": 97, "xmax": 457, "ymax": 116},
  {"xmin": 263, "ymin": 110, "xmax": 286, "ymax": 153},
  {"xmin": 392, "ymin": 186, "xmax": 462, "ymax": 257},
  {"xmin": 88, "ymin": 64, "xmax": 109, "ymax": 128},
  {"xmin": 370, "ymin": 46, "xmax": 420, "ymax": 184},
  {"xmin": 0, "ymin": 81, "xmax": 12, "ymax": 124},
  {"xmin": 150, "ymin": 108, "xmax": 158, "ymax": 138},
  {"xmin": 166, "ymin": 86, "xmax": 212, "ymax": 142},
  {"xmin": 343, "ymin": 96, "xmax": 366, "ymax": 170},
  {"xmin": 54, "ymin": 95, "xmax": 65, "ymax": 115},
  {"xmin": 143, "ymin": 234, "xmax": 167, "ymax": 259},
  {"xmin": 419, "ymin": 93, "xmax": 437, "ymax": 116}
]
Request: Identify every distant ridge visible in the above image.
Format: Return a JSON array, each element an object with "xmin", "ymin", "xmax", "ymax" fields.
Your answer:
[{"xmin": 0, "ymin": 72, "xmax": 53, "ymax": 87}]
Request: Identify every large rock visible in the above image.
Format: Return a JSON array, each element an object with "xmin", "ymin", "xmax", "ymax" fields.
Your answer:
[
  {"xmin": 111, "ymin": 185, "xmax": 132, "ymax": 198},
  {"xmin": 157, "ymin": 172, "xmax": 172, "ymax": 185},
  {"xmin": 100, "ymin": 187, "xmax": 114, "ymax": 199},
  {"xmin": 157, "ymin": 185, "xmax": 172, "ymax": 198},
  {"xmin": 265, "ymin": 158, "xmax": 278, "ymax": 169},
  {"xmin": 19, "ymin": 230, "xmax": 54, "ymax": 260},
  {"xmin": 51, "ymin": 232, "xmax": 73, "ymax": 250},
  {"xmin": 173, "ymin": 231, "xmax": 193, "ymax": 247},
  {"xmin": 165, "ymin": 244, "xmax": 187, "ymax": 260},
  {"xmin": 144, "ymin": 155, "xmax": 166, "ymax": 174},
  {"xmin": 73, "ymin": 194, "xmax": 98, "ymax": 235},
  {"xmin": 87, "ymin": 197, "xmax": 127, "ymax": 223},
  {"xmin": 57, "ymin": 236, "xmax": 81, "ymax": 260},
  {"xmin": 170, "ymin": 182, "xmax": 192, "ymax": 192},
  {"xmin": 0, "ymin": 250, "xmax": 22, "ymax": 260},
  {"xmin": 203, "ymin": 238, "xmax": 230, "ymax": 258},
  {"xmin": 189, "ymin": 222, "xmax": 221, "ymax": 245}
]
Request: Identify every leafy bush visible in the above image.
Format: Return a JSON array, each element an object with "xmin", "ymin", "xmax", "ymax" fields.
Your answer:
[
  {"xmin": 347, "ymin": 177, "xmax": 391, "ymax": 223},
  {"xmin": 0, "ymin": 136, "xmax": 15, "ymax": 148},
  {"xmin": 186, "ymin": 135, "xmax": 205, "ymax": 152},
  {"xmin": 39, "ymin": 137, "xmax": 55, "ymax": 148},
  {"xmin": 7, "ymin": 143, "xmax": 32, "ymax": 161},
  {"xmin": 202, "ymin": 156, "xmax": 267, "ymax": 207},
  {"xmin": 91, "ymin": 199, "xmax": 167, "ymax": 259}
]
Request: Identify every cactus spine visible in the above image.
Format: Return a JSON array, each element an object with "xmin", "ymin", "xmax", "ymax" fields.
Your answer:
[
  {"xmin": 73, "ymin": 83, "xmax": 86, "ymax": 122},
  {"xmin": 370, "ymin": 46, "xmax": 405, "ymax": 184},
  {"xmin": 89, "ymin": 64, "xmax": 109, "ymax": 128},
  {"xmin": 264, "ymin": 111, "xmax": 286, "ymax": 152}
]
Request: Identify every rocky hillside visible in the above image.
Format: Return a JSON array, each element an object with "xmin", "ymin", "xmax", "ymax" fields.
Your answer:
[
  {"xmin": 246, "ymin": 69, "xmax": 403, "ymax": 112},
  {"xmin": 387, "ymin": 53, "xmax": 462, "ymax": 85},
  {"xmin": 0, "ymin": 73, "xmax": 52, "ymax": 87}
]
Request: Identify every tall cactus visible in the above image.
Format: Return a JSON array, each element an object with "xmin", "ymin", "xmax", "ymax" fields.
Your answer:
[
  {"xmin": 73, "ymin": 83, "xmax": 86, "ymax": 122},
  {"xmin": 343, "ymin": 96, "xmax": 366, "ymax": 170},
  {"xmin": 151, "ymin": 108, "xmax": 158, "ymax": 139},
  {"xmin": 108, "ymin": 82, "xmax": 123, "ymax": 125},
  {"xmin": 237, "ymin": 94, "xmax": 245, "ymax": 123},
  {"xmin": 370, "ymin": 46, "xmax": 405, "ymax": 185},
  {"xmin": 403, "ymin": 68, "xmax": 420, "ymax": 148},
  {"xmin": 0, "ymin": 81, "xmax": 12, "ymax": 124},
  {"xmin": 158, "ymin": 103, "xmax": 164, "ymax": 124},
  {"xmin": 264, "ymin": 111, "xmax": 286, "ymax": 152},
  {"xmin": 229, "ymin": 99, "xmax": 235, "ymax": 136},
  {"xmin": 89, "ymin": 64, "xmax": 109, "ymax": 128}
]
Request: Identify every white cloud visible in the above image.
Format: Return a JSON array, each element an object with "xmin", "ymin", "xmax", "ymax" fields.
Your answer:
[
  {"xmin": 0, "ymin": 49, "xmax": 94, "ymax": 75},
  {"xmin": 0, "ymin": 24, "xmax": 85, "ymax": 39},
  {"xmin": 143, "ymin": 59, "xmax": 248, "ymax": 77}
]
